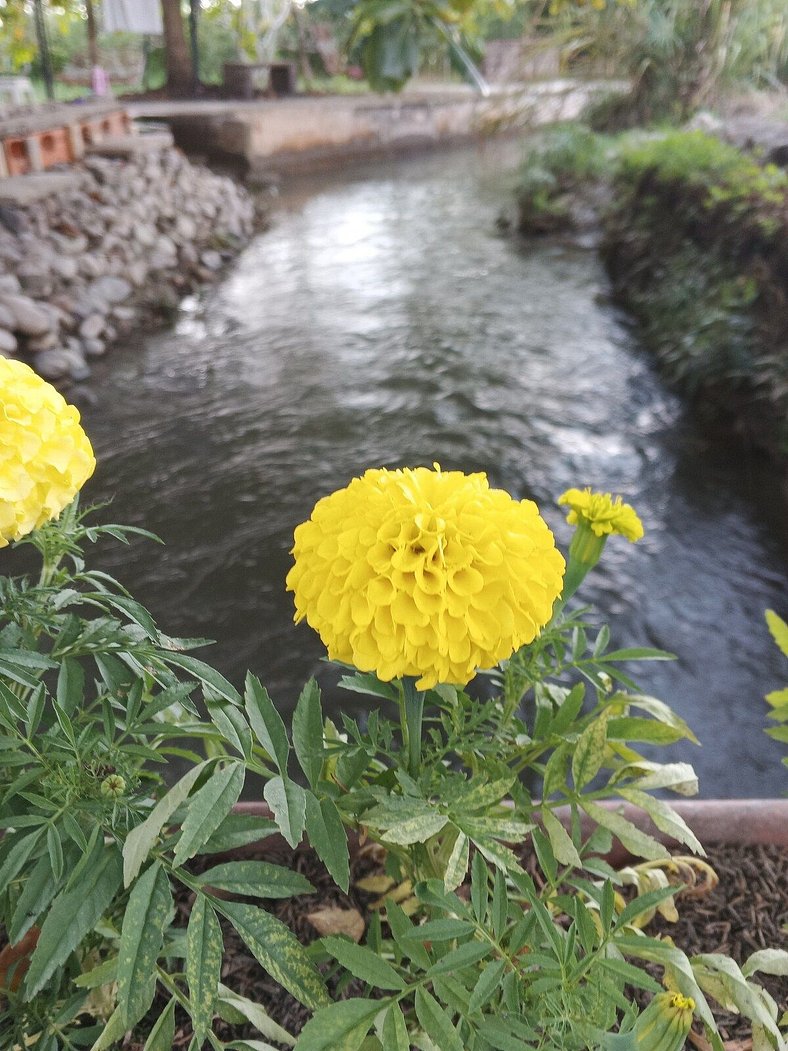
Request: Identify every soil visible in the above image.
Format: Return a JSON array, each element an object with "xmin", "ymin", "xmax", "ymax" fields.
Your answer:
[{"xmin": 126, "ymin": 840, "xmax": 787, "ymax": 1050}]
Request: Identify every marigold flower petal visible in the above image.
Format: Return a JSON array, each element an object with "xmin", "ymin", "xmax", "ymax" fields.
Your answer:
[
  {"xmin": 287, "ymin": 466, "xmax": 565, "ymax": 689},
  {"xmin": 0, "ymin": 359, "xmax": 95, "ymax": 546},
  {"xmin": 558, "ymin": 486, "xmax": 644, "ymax": 542}
]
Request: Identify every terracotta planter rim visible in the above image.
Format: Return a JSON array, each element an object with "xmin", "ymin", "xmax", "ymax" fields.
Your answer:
[{"xmin": 233, "ymin": 798, "xmax": 788, "ymax": 850}]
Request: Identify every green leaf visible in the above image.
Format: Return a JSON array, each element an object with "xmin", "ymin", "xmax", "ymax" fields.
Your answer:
[
  {"xmin": 386, "ymin": 898, "xmax": 430, "ymax": 968},
  {"xmin": 74, "ymin": 957, "xmax": 118, "ymax": 989},
  {"xmin": 468, "ymin": 958, "xmax": 506, "ymax": 1013},
  {"xmin": 26, "ymin": 846, "xmax": 123, "ymax": 997},
  {"xmin": 742, "ymin": 948, "xmax": 788, "ymax": 978},
  {"xmin": 426, "ymin": 940, "xmax": 490, "ymax": 976},
  {"xmin": 765, "ymin": 609, "xmax": 788, "ymax": 657},
  {"xmin": 617, "ymin": 788, "xmax": 705, "ymax": 855},
  {"xmin": 572, "ymin": 714, "xmax": 609, "ymax": 789},
  {"xmin": 201, "ymin": 812, "xmax": 277, "ymax": 853},
  {"xmin": 207, "ymin": 699, "xmax": 252, "ymax": 760},
  {"xmin": 294, "ymin": 999, "xmax": 382, "ymax": 1051},
  {"xmin": 382, "ymin": 812, "xmax": 448, "ymax": 846},
  {"xmin": 542, "ymin": 808, "xmax": 582, "ymax": 868},
  {"xmin": 218, "ymin": 984, "xmax": 296, "ymax": 1046},
  {"xmin": 89, "ymin": 1006, "xmax": 127, "ymax": 1051},
  {"xmin": 305, "ymin": 792, "xmax": 350, "ymax": 893},
  {"xmin": 581, "ymin": 800, "xmax": 669, "ymax": 861},
  {"xmin": 381, "ymin": 1003, "xmax": 410, "ymax": 1051},
  {"xmin": 123, "ymin": 761, "xmax": 209, "ymax": 886},
  {"xmin": 264, "ymin": 775, "xmax": 306, "ymax": 849},
  {"xmin": 245, "ymin": 673, "xmax": 290, "ymax": 773},
  {"xmin": 444, "ymin": 830, "xmax": 469, "ymax": 892},
  {"xmin": 117, "ymin": 861, "xmax": 172, "ymax": 1027},
  {"xmin": 293, "ymin": 678, "xmax": 324, "ymax": 788},
  {"xmin": 159, "ymin": 653, "xmax": 241, "ymax": 704},
  {"xmin": 46, "ymin": 825, "xmax": 64, "ymax": 884},
  {"xmin": 9, "ymin": 849, "xmax": 62, "ymax": 943},
  {"xmin": 143, "ymin": 998, "xmax": 176, "ymax": 1051},
  {"xmin": 322, "ymin": 936, "xmax": 406, "ymax": 990},
  {"xmin": 403, "ymin": 918, "xmax": 474, "ymax": 942},
  {"xmin": 606, "ymin": 717, "xmax": 684, "ymax": 745},
  {"xmin": 24, "ymin": 683, "xmax": 46, "ymax": 736},
  {"xmin": 197, "ymin": 860, "xmax": 314, "ymax": 899},
  {"xmin": 221, "ymin": 900, "xmax": 329, "ymax": 1009},
  {"xmin": 414, "ymin": 987, "xmax": 464, "ymax": 1051},
  {"xmin": 173, "ymin": 762, "xmax": 245, "ymax": 867},
  {"xmin": 187, "ymin": 893, "xmax": 223, "ymax": 1042}
]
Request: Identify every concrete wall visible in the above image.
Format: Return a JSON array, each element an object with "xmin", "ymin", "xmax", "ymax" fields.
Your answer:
[{"xmin": 130, "ymin": 81, "xmax": 620, "ymax": 172}]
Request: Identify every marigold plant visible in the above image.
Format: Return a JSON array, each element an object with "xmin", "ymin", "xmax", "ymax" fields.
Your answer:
[
  {"xmin": 0, "ymin": 358, "xmax": 95, "ymax": 546},
  {"xmin": 286, "ymin": 465, "xmax": 565, "ymax": 688}
]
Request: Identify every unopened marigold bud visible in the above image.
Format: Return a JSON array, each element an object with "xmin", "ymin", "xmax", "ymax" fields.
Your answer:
[{"xmin": 100, "ymin": 774, "xmax": 126, "ymax": 798}]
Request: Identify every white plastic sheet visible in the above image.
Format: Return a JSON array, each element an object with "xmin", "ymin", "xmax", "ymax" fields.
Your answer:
[{"xmin": 103, "ymin": 0, "xmax": 163, "ymax": 35}]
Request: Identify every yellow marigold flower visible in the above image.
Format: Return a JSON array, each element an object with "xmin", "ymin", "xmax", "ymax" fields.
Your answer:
[
  {"xmin": 558, "ymin": 487, "xmax": 644, "ymax": 542},
  {"xmin": 286, "ymin": 465, "xmax": 565, "ymax": 690},
  {"xmin": 0, "ymin": 358, "xmax": 95, "ymax": 546}
]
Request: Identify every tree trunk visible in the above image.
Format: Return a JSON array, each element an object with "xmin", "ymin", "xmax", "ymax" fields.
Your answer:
[
  {"xmin": 160, "ymin": 0, "xmax": 193, "ymax": 96},
  {"xmin": 85, "ymin": 0, "xmax": 99, "ymax": 69}
]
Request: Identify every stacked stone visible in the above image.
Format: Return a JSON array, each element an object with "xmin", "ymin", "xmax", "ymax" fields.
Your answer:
[{"xmin": 0, "ymin": 147, "xmax": 256, "ymax": 382}]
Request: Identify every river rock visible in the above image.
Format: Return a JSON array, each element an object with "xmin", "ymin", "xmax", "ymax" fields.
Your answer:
[
  {"xmin": 200, "ymin": 250, "xmax": 223, "ymax": 271},
  {"xmin": 63, "ymin": 349, "xmax": 91, "ymax": 381},
  {"xmin": 79, "ymin": 314, "xmax": 105, "ymax": 340},
  {"xmin": 82, "ymin": 337, "xmax": 106, "ymax": 357},
  {"xmin": 34, "ymin": 349, "xmax": 72, "ymax": 380},
  {"xmin": 0, "ymin": 328, "xmax": 17, "ymax": 354},
  {"xmin": 52, "ymin": 255, "xmax": 79, "ymax": 282},
  {"xmin": 134, "ymin": 223, "xmax": 157, "ymax": 248},
  {"xmin": 88, "ymin": 276, "xmax": 132, "ymax": 305},
  {"xmin": 25, "ymin": 331, "xmax": 59, "ymax": 353},
  {"xmin": 80, "ymin": 254, "xmax": 107, "ymax": 279},
  {"xmin": 0, "ymin": 304, "xmax": 15, "ymax": 330},
  {"xmin": 0, "ymin": 274, "xmax": 21, "ymax": 294},
  {"xmin": 0, "ymin": 293, "xmax": 54, "ymax": 336}
]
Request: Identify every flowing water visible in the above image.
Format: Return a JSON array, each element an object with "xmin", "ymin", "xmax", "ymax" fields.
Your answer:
[{"xmin": 79, "ymin": 139, "xmax": 787, "ymax": 797}]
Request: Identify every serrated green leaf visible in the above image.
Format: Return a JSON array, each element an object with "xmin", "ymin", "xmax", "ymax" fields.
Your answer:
[
  {"xmin": 218, "ymin": 984, "xmax": 296, "ymax": 1045},
  {"xmin": 26, "ymin": 846, "xmax": 122, "ymax": 997},
  {"xmin": 581, "ymin": 800, "xmax": 669, "ymax": 861},
  {"xmin": 9, "ymin": 849, "xmax": 60, "ymax": 943},
  {"xmin": 542, "ymin": 808, "xmax": 582, "ymax": 868},
  {"xmin": 117, "ymin": 861, "xmax": 171, "ymax": 1027},
  {"xmin": 414, "ymin": 987, "xmax": 464, "ymax": 1051},
  {"xmin": 187, "ymin": 893, "xmax": 223, "ymax": 1041},
  {"xmin": 173, "ymin": 762, "xmax": 244, "ymax": 867},
  {"xmin": 617, "ymin": 788, "xmax": 705, "ymax": 855},
  {"xmin": 264, "ymin": 775, "xmax": 306, "ymax": 849},
  {"xmin": 74, "ymin": 956, "xmax": 118, "ymax": 989},
  {"xmin": 468, "ymin": 958, "xmax": 506, "ymax": 1013},
  {"xmin": 246, "ymin": 673, "xmax": 289, "ymax": 773},
  {"xmin": 426, "ymin": 940, "xmax": 490, "ymax": 976},
  {"xmin": 323, "ymin": 935, "xmax": 406, "ymax": 989},
  {"xmin": 159, "ymin": 652, "xmax": 241, "ymax": 704},
  {"xmin": 198, "ymin": 859, "xmax": 314, "ymax": 899},
  {"xmin": 201, "ymin": 812, "xmax": 277, "ymax": 853},
  {"xmin": 293, "ymin": 678, "xmax": 323, "ymax": 788},
  {"xmin": 295, "ymin": 999, "xmax": 382, "ymax": 1051},
  {"xmin": 443, "ymin": 830, "xmax": 469, "ymax": 892},
  {"xmin": 765, "ymin": 610, "xmax": 788, "ymax": 657},
  {"xmin": 572, "ymin": 714, "xmax": 609, "ymax": 789},
  {"xmin": 143, "ymin": 997, "xmax": 176, "ymax": 1051},
  {"xmin": 381, "ymin": 1003, "xmax": 409, "ymax": 1051},
  {"xmin": 89, "ymin": 1005, "xmax": 126, "ymax": 1051},
  {"xmin": 221, "ymin": 900, "xmax": 329, "ymax": 1009},
  {"xmin": 403, "ymin": 918, "xmax": 474, "ymax": 942},
  {"xmin": 305, "ymin": 792, "xmax": 349, "ymax": 893},
  {"xmin": 383, "ymin": 812, "xmax": 448, "ymax": 846},
  {"xmin": 123, "ymin": 761, "xmax": 209, "ymax": 886}
]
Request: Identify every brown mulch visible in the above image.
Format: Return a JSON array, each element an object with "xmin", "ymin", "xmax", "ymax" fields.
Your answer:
[{"xmin": 122, "ymin": 841, "xmax": 788, "ymax": 1050}]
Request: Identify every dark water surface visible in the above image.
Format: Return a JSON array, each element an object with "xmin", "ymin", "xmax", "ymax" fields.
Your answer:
[{"xmin": 81, "ymin": 139, "xmax": 787, "ymax": 797}]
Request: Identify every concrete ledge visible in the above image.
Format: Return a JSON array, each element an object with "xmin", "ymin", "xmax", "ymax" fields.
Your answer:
[
  {"xmin": 0, "ymin": 171, "xmax": 82, "ymax": 205},
  {"xmin": 85, "ymin": 131, "xmax": 174, "ymax": 159}
]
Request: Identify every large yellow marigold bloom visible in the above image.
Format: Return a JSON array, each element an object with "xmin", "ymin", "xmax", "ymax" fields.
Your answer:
[
  {"xmin": 286, "ymin": 466, "xmax": 565, "ymax": 689},
  {"xmin": 558, "ymin": 487, "xmax": 643, "ymax": 542},
  {"xmin": 0, "ymin": 358, "xmax": 95, "ymax": 546}
]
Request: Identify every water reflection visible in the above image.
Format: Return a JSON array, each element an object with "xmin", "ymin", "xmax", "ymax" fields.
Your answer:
[{"xmin": 80, "ymin": 140, "xmax": 787, "ymax": 796}]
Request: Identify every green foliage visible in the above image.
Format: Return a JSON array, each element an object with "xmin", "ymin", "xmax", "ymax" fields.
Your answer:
[
  {"xmin": 0, "ymin": 502, "xmax": 785, "ymax": 1050},
  {"xmin": 515, "ymin": 123, "xmax": 614, "ymax": 231},
  {"xmin": 603, "ymin": 129, "xmax": 788, "ymax": 460},
  {"xmin": 764, "ymin": 610, "xmax": 788, "ymax": 769}
]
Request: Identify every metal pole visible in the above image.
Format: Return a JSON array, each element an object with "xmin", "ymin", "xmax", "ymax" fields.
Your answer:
[
  {"xmin": 189, "ymin": 0, "xmax": 201, "ymax": 94},
  {"xmin": 32, "ymin": 0, "xmax": 55, "ymax": 100}
]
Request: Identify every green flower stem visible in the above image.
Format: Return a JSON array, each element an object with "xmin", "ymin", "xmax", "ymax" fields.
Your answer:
[{"xmin": 401, "ymin": 678, "xmax": 425, "ymax": 779}]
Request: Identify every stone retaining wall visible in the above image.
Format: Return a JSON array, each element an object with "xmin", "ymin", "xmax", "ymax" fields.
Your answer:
[{"xmin": 0, "ymin": 146, "xmax": 255, "ymax": 383}]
